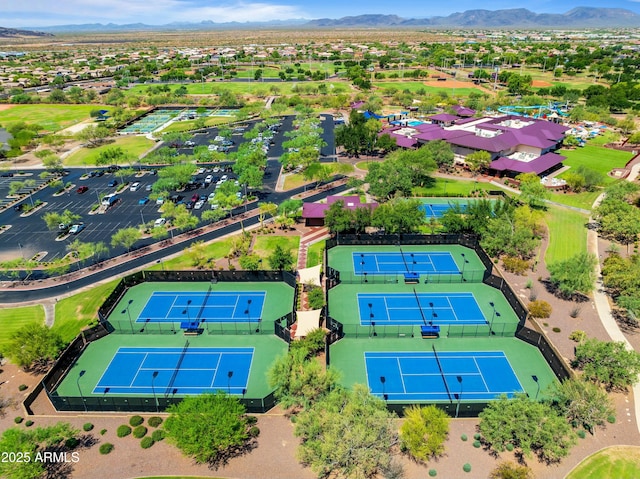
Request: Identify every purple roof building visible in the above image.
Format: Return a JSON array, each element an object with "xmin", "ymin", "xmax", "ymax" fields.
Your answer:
[{"xmin": 302, "ymin": 195, "xmax": 378, "ymax": 227}]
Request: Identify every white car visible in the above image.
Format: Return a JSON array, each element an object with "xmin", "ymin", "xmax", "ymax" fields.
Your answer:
[
  {"xmin": 212, "ymin": 167, "xmax": 221, "ymax": 173},
  {"xmin": 204, "ymin": 174, "xmax": 213, "ymax": 184},
  {"xmin": 197, "ymin": 167, "xmax": 205, "ymax": 174},
  {"xmin": 207, "ymin": 144, "xmax": 218, "ymax": 151},
  {"xmin": 194, "ymin": 200, "xmax": 205, "ymax": 210},
  {"xmin": 156, "ymin": 197, "xmax": 165, "ymax": 205},
  {"xmin": 130, "ymin": 182, "xmax": 141, "ymax": 192},
  {"xmin": 154, "ymin": 218, "xmax": 167, "ymax": 228},
  {"xmin": 68, "ymin": 223, "xmax": 85, "ymax": 234},
  {"xmin": 208, "ymin": 192, "xmax": 217, "ymax": 202},
  {"xmin": 221, "ymin": 175, "xmax": 228, "ymax": 181},
  {"xmin": 210, "ymin": 202, "xmax": 219, "ymax": 210}
]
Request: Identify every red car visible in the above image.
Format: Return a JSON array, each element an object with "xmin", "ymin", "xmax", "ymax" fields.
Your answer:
[{"xmin": 76, "ymin": 186, "xmax": 89, "ymax": 194}]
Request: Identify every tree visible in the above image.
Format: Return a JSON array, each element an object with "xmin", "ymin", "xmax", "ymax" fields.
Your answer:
[
  {"xmin": 399, "ymin": 405, "xmax": 450, "ymax": 463},
  {"xmin": 372, "ymin": 198, "xmax": 425, "ymax": 234},
  {"xmin": 594, "ymin": 196, "xmax": 640, "ymax": 253},
  {"xmin": 278, "ymin": 199, "xmax": 303, "ymax": 219},
  {"xmin": 489, "ymin": 461, "xmax": 533, "ymax": 479},
  {"xmin": 548, "ymin": 252, "xmax": 597, "ymax": 297},
  {"xmin": 4, "ymin": 323, "xmax": 65, "ymax": 370},
  {"xmin": 268, "ymin": 348, "xmax": 339, "ymax": 410},
  {"xmin": 295, "ymin": 384, "xmax": 398, "ymax": 479},
  {"xmin": 465, "ymin": 150, "xmax": 491, "ymax": 175},
  {"xmin": 110, "ymin": 227, "xmax": 142, "ymax": 253},
  {"xmin": 268, "ymin": 244, "xmax": 294, "ymax": 270},
  {"xmin": 185, "ymin": 241, "xmax": 211, "ymax": 269},
  {"xmin": 424, "ymin": 139, "xmax": 455, "ymax": 171},
  {"xmin": 258, "ymin": 202, "xmax": 278, "ymax": 228},
  {"xmin": 0, "ymin": 423, "xmax": 78, "ymax": 479},
  {"xmin": 238, "ymin": 254, "xmax": 261, "ymax": 270},
  {"xmin": 548, "ymin": 378, "xmax": 615, "ymax": 434},
  {"xmin": 517, "ymin": 172, "xmax": 549, "ymax": 208},
  {"xmin": 324, "ymin": 200, "xmax": 353, "ymax": 234},
  {"xmin": 95, "ymin": 146, "xmax": 131, "ymax": 167},
  {"xmin": 202, "ymin": 208, "xmax": 226, "ymax": 224},
  {"xmin": 573, "ymin": 338, "xmax": 640, "ymax": 391},
  {"xmin": 365, "ymin": 160, "xmax": 414, "ymax": 199},
  {"xmin": 76, "ymin": 125, "xmax": 111, "ymax": 147},
  {"xmin": 479, "ymin": 394, "xmax": 576, "ymax": 462},
  {"xmin": 163, "ymin": 393, "xmax": 253, "ymax": 466}
]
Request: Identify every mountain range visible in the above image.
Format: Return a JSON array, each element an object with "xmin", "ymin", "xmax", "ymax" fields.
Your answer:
[
  {"xmin": 0, "ymin": 26, "xmax": 53, "ymax": 38},
  {"xmin": 17, "ymin": 7, "xmax": 640, "ymax": 33}
]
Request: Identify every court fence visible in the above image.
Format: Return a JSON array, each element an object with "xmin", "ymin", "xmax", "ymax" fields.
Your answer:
[
  {"xmin": 516, "ymin": 325, "xmax": 572, "ymax": 381},
  {"xmin": 332, "ymin": 269, "xmax": 488, "ymax": 285}
]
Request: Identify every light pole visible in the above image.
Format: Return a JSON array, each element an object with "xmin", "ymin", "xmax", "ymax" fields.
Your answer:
[
  {"xmin": 460, "ymin": 253, "xmax": 469, "ymax": 282},
  {"xmin": 77, "ymin": 370, "xmax": 87, "ymax": 412},
  {"xmin": 380, "ymin": 375, "xmax": 386, "ymax": 400},
  {"xmin": 532, "ymin": 375, "xmax": 540, "ymax": 400},
  {"xmin": 17, "ymin": 242, "xmax": 23, "ymax": 259},
  {"xmin": 227, "ymin": 370, "xmax": 234, "ymax": 394},
  {"xmin": 151, "ymin": 371, "xmax": 159, "ymax": 412},
  {"xmin": 455, "ymin": 375, "xmax": 463, "ymax": 418},
  {"xmin": 121, "ymin": 299, "xmax": 134, "ymax": 334},
  {"xmin": 182, "ymin": 299, "xmax": 192, "ymax": 323},
  {"xmin": 488, "ymin": 302, "xmax": 499, "ymax": 335}
]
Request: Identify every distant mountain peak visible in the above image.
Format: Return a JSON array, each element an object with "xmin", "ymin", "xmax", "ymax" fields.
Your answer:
[{"xmin": 0, "ymin": 26, "xmax": 53, "ymax": 38}]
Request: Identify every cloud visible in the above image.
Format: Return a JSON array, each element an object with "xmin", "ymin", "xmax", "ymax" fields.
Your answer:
[{"xmin": 4, "ymin": 0, "xmax": 308, "ymax": 26}]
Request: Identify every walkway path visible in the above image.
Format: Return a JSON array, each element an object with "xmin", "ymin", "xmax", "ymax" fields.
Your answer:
[{"xmin": 296, "ymin": 227, "xmax": 330, "ymax": 270}]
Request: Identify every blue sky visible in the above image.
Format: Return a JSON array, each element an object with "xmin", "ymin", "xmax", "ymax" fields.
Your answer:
[{"xmin": 4, "ymin": 0, "xmax": 640, "ymax": 27}]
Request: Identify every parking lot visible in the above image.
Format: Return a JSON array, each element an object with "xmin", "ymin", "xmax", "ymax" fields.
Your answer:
[{"xmin": 0, "ymin": 114, "xmax": 335, "ymax": 264}]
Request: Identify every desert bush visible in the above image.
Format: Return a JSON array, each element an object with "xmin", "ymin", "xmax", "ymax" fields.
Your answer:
[
  {"xmin": 133, "ymin": 425, "xmax": 147, "ymax": 438},
  {"xmin": 502, "ymin": 256, "xmax": 529, "ymax": 275},
  {"xmin": 116, "ymin": 425, "xmax": 131, "ymax": 438},
  {"xmin": 528, "ymin": 300, "xmax": 552, "ymax": 318},
  {"xmin": 129, "ymin": 415, "xmax": 144, "ymax": 427},
  {"xmin": 99, "ymin": 443, "xmax": 114, "ymax": 454}
]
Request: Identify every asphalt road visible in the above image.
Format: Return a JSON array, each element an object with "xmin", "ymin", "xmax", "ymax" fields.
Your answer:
[{"xmin": 0, "ymin": 182, "xmax": 347, "ymax": 303}]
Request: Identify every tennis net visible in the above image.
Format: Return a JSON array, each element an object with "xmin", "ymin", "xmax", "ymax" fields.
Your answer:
[
  {"xmin": 412, "ymin": 288, "xmax": 428, "ymax": 326},
  {"xmin": 165, "ymin": 339, "xmax": 190, "ymax": 396},
  {"xmin": 432, "ymin": 344, "xmax": 452, "ymax": 402}
]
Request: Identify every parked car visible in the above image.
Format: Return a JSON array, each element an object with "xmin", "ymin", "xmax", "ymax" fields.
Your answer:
[
  {"xmin": 208, "ymin": 192, "xmax": 217, "ymax": 202},
  {"xmin": 191, "ymin": 193, "xmax": 200, "ymax": 203},
  {"xmin": 68, "ymin": 223, "xmax": 85, "ymax": 234},
  {"xmin": 145, "ymin": 184, "xmax": 152, "ymax": 191},
  {"xmin": 204, "ymin": 174, "xmax": 213, "ymax": 184},
  {"xmin": 76, "ymin": 186, "xmax": 89, "ymax": 194},
  {"xmin": 185, "ymin": 140, "xmax": 195, "ymax": 147},
  {"xmin": 194, "ymin": 200, "xmax": 205, "ymax": 209},
  {"xmin": 108, "ymin": 179, "xmax": 118, "ymax": 187},
  {"xmin": 156, "ymin": 197, "xmax": 165, "ymax": 205},
  {"xmin": 154, "ymin": 218, "xmax": 166, "ymax": 228},
  {"xmin": 130, "ymin": 182, "xmax": 141, "ymax": 192},
  {"xmin": 138, "ymin": 197, "xmax": 149, "ymax": 205}
]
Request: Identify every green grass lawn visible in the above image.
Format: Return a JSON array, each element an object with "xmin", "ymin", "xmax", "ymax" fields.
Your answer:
[
  {"xmin": 252, "ymin": 235, "xmax": 299, "ymax": 266},
  {"xmin": 548, "ymin": 189, "xmax": 601, "ymax": 211},
  {"xmin": 146, "ymin": 237, "xmax": 236, "ymax": 270},
  {"xmin": 566, "ymin": 446, "xmax": 640, "ymax": 479},
  {"xmin": 158, "ymin": 116, "xmax": 232, "ymax": 133},
  {"xmin": 126, "ymin": 81, "xmax": 338, "ymax": 97},
  {"xmin": 557, "ymin": 145, "xmax": 632, "ymax": 184},
  {"xmin": 306, "ymin": 240, "xmax": 326, "ymax": 268},
  {"xmin": 64, "ymin": 135, "xmax": 156, "ymax": 166},
  {"xmin": 412, "ymin": 177, "xmax": 511, "ymax": 197},
  {"xmin": 0, "ymin": 104, "xmax": 108, "ymax": 133},
  {"xmin": 282, "ymin": 163, "xmax": 353, "ymax": 191},
  {"xmin": 53, "ymin": 279, "xmax": 119, "ymax": 343},
  {"xmin": 374, "ymin": 81, "xmax": 480, "ymax": 96},
  {"xmin": 544, "ymin": 206, "xmax": 589, "ymax": 265},
  {"xmin": 0, "ymin": 305, "xmax": 45, "ymax": 353}
]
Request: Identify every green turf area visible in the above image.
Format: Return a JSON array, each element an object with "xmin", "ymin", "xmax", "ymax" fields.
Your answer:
[
  {"xmin": 146, "ymin": 237, "xmax": 236, "ymax": 270},
  {"xmin": 63, "ymin": 135, "xmax": 155, "ymax": 166},
  {"xmin": 566, "ymin": 446, "xmax": 640, "ymax": 479},
  {"xmin": 252, "ymin": 235, "xmax": 300, "ymax": 265},
  {"xmin": 125, "ymin": 81, "xmax": 337, "ymax": 97},
  {"xmin": 0, "ymin": 305, "xmax": 45, "ymax": 353},
  {"xmin": 330, "ymin": 336, "xmax": 556, "ymax": 403},
  {"xmin": 55, "ymin": 332, "xmax": 286, "ymax": 400},
  {"xmin": 306, "ymin": 241, "xmax": 326, "ymax": 268},
  {"xmin": 53, "ymin": 279, "xmax": 119, "ymax": 343},
  {"xmin": 355, "ymin": 161, "xmax": 371, "ymax": 171},
  {"xmin": 374, "ymin": 81, "xmax": 482, "ymax": 96},
  {"xmin": 413, "ymin": 177, "xmax": 511, "ymax": 197},
  {"xmin": 544, "ymin": 206, "xmax": 589, "ymax": 265},
  {"xmin": 557, "ymin": 145, "xmax": 632, "ymax": 185},
  {"xmin": 0, "ymin": 104, "xmax": 108, "ymax": 133},
  {"xmin": 158, "ymin": 116, "xmax": 231, "ymax": 133},
  {"xmin": 547, "ymin": 190, "xmax": 601, "ymax": 211}
]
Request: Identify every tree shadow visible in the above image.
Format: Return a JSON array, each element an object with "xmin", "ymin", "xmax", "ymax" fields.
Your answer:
[{"xmin": 207, "ymin": 438, "xmax": 258, "ymax": 470}]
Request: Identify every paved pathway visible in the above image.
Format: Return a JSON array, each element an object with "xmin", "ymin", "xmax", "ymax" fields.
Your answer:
[{"xmin": 296, "ymin": 227, "xmax": 330, "ymax": 270}]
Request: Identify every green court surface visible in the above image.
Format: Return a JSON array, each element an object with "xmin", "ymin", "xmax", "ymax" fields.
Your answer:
[
  {"xmin": 56, "ymin": 333, "xmax": 286, "ymax": 400},
  {"xmin": 330, "ymin": 336, "xmax": 557, "ymax": 403},
  {"xmin": 107, "ymin": 281, "xmax": 294, "ymax": 333}
]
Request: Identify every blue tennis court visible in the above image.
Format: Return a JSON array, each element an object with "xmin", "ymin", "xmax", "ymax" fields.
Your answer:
[
  {"xmin": 94, "ymin": 346, "xmax": 253, "ymax": 395},
  {"xmin": 138, "ymin": 291, "xmax": 266, "ymax": 323},
  {"xmin": 365, "ymin": 351, "xmax": 523, "ymax": 401},
  {"xmin": 358, "ymin": 292, "xmax": 485, "ymax": 325},
  {"xmin": 420, "ymin": 201, "xmax": 468, "ymax": 219},
  {"xmin": 352, "ymin": 252, "xmax": 459, "ymax": 275}
]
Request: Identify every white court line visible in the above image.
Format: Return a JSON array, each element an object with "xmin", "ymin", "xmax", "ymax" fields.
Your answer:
[
  {"xmin": 129, "ymin": 353, "xmax": 149, "ymax": 387},
  {"xmin": 210, "ymin": 353, "xmax": 223, "ymax": 388},
  {"xmin": 166, "ymin": 294, "xmax": 179, "ymax": 320},
  {"xmin": 397, "ymin": 358, "xmax": 407, "ymax": 393},
  {"xmin": 473, "ymin": 357, "xmax": 491, "ymax": 392},
  {"xmin": 230, "ymin": 294, "xmax": 240, "ymax": 320},
  {"xmin": 374, "ymin": 254, "xmax": 380, "ymax": 273},
  {"xmin": 382, "ymin": 297, "xmax": 391, "ymax": 321},
  {"xmin": 446, "ymin": 296, "xmax": 460, "ymax": 322}
]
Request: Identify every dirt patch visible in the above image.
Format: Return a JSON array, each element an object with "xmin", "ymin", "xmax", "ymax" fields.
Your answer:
[
  {"xmin": 424, "ymin": 79, "xmax": 479, "ymax": 89},
  {"xmin": 0, "ymin": 104, "xmax": 15, "ymax": 111},
  {"xmin": 532, "ymin": 80, "xmax": 553, "ymax": 88}
]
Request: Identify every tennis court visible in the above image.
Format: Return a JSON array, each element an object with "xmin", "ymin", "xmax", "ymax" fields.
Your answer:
[
  {"xmin": 420, "ymin": 200, "xmax": 470, "ymax": 219},
  {"xmin": 365, "ymin": 350, "xmax": 523, "ymax": 401},
  {"xmin": 94, "ymin": 346, "xmax": 253, "ymax": 396},
  {"xmin": 352, "ymin": 252, "xmax": 459, "ymax": 275},
  {"xmin": 358, "ymin": 292, "xmax": 485, "ymax": 326},
  {"xmin": 138, "ymin": 291, "xmax": 266, "ymax": 323}
]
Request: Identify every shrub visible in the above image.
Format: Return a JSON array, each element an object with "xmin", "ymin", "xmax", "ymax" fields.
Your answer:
[
  {"xmin": 147, "ymin": 416, "xmax": 163, "ymax": 428},
  {"xmin": 140, "ymin": 437, "xmax": 155, "ymax": 449},
  {"xmin": 116, "ymin": 425, "xmax": 131, "ymax": 438},
  {"xmin": 83, "ymin": 423, "xmax": 94, "ymax": 432},
  {"xmin": 577, "ymin": 429, "xmax": 586, "ymax": 439},
  {"xmin": 502, "ymin": 256, "xmax": 529, "ymax": 275},
  {"xmin": 528, "ymin": 289, "xmax": 538, "ymax": 301},
  {"xmin": 25, "ymin": 420, "xmax": 34, "ymax": 427},
  {"xmin": 569, "ymin": 307, "xmax": 581, "ymax": 318},
  {"xmin": 18, "ymin": 384, "xmax": 28, "ymax": 391},
  {"xmin": 65, "ymin": 437, "xmax": 79, "ymax": 449},
  {"xmin": 246, "ymin": 415, "xmax": 258, "ymax": 425},
  {"xmin": 133, "ymin": 425, "xmax": 147, "ymax": 438},
  {"xmin": 607, "ymin": 415, "xmax": 616, "ymax": 424},
  {"xmin": 429, "ymin": 469, "xmax": 437, "ymax": 477},
  {"xmin": 307, "ymin": 286, "xmax": 325, "ymax": 309},
  {"xmin": 100, "ymin": 429, "xmax": 107, "ymax": 435},
  {"xmin": 460, "ymin": 434, "xmax": 468, "ymax": 441},
  {"xmin": 129, "ymin": 415, "xmax": 144, "ymax": 427},
  {"xmin": 151, "ymin": 429, "xmax": 165, "ymax": 442},
  {"xmin": 473, "ymin": 440, "xmax": 481, "ymax": 448},
  {"xmin": 99, "ymin": 443, "xmax": 114, "ymax": 455},
  {"xmin": 569, "ymin": 330, "xmax": 587, "ymax": 343},
  {"xmin": 525, "ymin": 279, "xmax": 533, "ymax": 289},
  {"xmin": 505, "ymin": 443, "xmax": 514, "ymax": 452},
  {"xmin": 14, "ymin": 417, "xmax": 23, "ymax": 424},
  {"xmin": 529, "ymin": 300, "xmax": 552, "ymax": 319},
  {"xmin": 248, "ymin": 426, "xmax": 260, "ymax": 438},
  {"xmin": 473, "ymin": 433, "xmax": 481, "ymax": 440},
  {"xmin": 552, "ymin": 327, "xmax": 561, "ymax": 333},
  {"xmin": 463, "ymin": 463, "xmax": 472, "ymax": 473}
]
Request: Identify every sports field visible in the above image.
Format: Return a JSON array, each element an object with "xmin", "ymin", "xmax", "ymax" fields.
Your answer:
[
  {"xmin": 331, "ymin": 336, "xmax": 556, "ymax": 404},
  {"xmin": 0, "ymin": 104, "xmax": 108, "ymax": 132}
]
